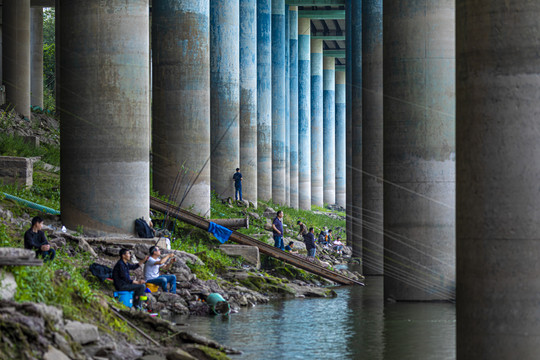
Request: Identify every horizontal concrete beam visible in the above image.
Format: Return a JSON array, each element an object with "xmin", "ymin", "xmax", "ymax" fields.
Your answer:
[
  {"xmin": 298, "ymin": 10, "xmax": 345, "ymax": 19},
  {"xmin": 312, "ymin": 35, "xmax": 346, "ymax": 41},
  {"xmin": 324, "ymin": 50, "xmax": 345, "ymax": 58},
  {"xmin": 31, "ymin": 0, "xmax": 54, "ymax": 7},
  {"xmin": 335, "ymin": 65, "xmax": 345, "ymax": 71},
  {"xmin": 286, "ymin": 0, "xmax": 344, "ymax": 5}
]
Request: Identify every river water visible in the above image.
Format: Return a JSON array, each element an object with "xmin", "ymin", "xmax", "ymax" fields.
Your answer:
[{"xmin": 173, "ymin": 276, "xmax": 455, "ymax": 360}]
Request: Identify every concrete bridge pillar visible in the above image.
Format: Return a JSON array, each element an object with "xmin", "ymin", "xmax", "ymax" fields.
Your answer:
[
  {"xmin": 346, "ymin": 0, "xmax": 353, "ymax": 245},
  {"xmin": 289, "ymin": 6, "xmax": 299, "ymax": 209},
  {"xmin": 362, "ymin": 0, "xmax": 383, "ymax": 275},
  {"xmin": 257, "ymin": 0, "xmax": 272, "ymax": 201},
  {"xmin": 30, "ymin": 7, "xmax": 43, "ymax": 109},
  {"xmin": 323, "ymin": 56, "xmax": 335, "ymax": 205},
  {"xmin": 457, "ymin": 1, "xmax": 540, "ymax": 357},
  {"xmin": 350, "ymin": 0, "xmax": 362, "ymax": 259},
  {"xmin": 210, "ymin": 0, "xmax": 240, "ymax": 199},
  {"xmin": 240, "ymin": 0, "xmax": 258, "ymax": 204},
  {"xmin": 3, "ymin": 0, "xmax": 30, "ymax": 118},
  {"xmin": 383, "ymin": 0, "xmax": 455, "ymax": 300},
  {"xmin": 58, "ymin": 0, "xmax": 150, "ymax": 235},
  {"xmin": 152, "ymin": 0, "xmax": 210, "ymax": 216},
  {"xmin": 298, "ymin": 18, "xmax": 311, "ymax": 210},
  {"xmin": 335, "ymin": 70, "xmax": 346, "ymax": 208},
  {"xmin": 272, "ymin": 0, "xmax": 286, "ymax": 205},
  {"xmin": 285, "ymin": 8, "xmax": 290, "ymax": 206},
  {"xmin": 310, "ymin": 38, "xmax": 323, "ymax": 207}
]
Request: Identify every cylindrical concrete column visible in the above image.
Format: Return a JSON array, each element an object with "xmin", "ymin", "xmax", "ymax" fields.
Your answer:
[
  {"xmin": 289, "ymin": 6, "xmax": 299, "ymax": 209},
  {"xmin": 272, "ymin": 0, "xmax": 286, "ymax": 204},
  {"xmin": 323, "ymin": 56, "xmax": 335, "ymax": 205},
  {"xmin": 58, "ymin": 0, "xmax": 150, "ymax": 235},
  {"xmin": 3, "ymin": 0, "xmax": 30, "ymax": 118},
  {"xmin": 285, "ymin": 7, "xmax": 290, "ymax": 206},
  {"xmin": 350, "ymin": 0, "xmax": 362, "ymax": 259},
  {"xmin": 240, "ymin": 0, "xmax": 258, "ymax": 203},
  {"xmin": 257, "ymin": 0, "xmax": 272, "ymax": 201},
  {"xmin": 383, "ymin": 0, "xmax": 455, "ymax": 300},
  {"xmin": 152, "ymin": 0, "xmax": 210, "ymax": 216},
  {"xmin": 335, "ymin": 70, "xmax": 346, "ymax": 208},
  {"xmin": 346, "ymin": 0, "xmax": 353, "ymax": 245},
  {"xmin": 211, "ymin": 0, "xmax": 240, "ymax": 199},
  {"xmin": 362, "ymin": 0, "xmax": 383, "ymax": 275},
  {"xmin": 30, "ymin": 7, "xmax": 43, "ymax": 109},
  {"xmin": 298, "ymin": 18, "xmax": 311, "ymax": 210},
  {"xmin": 311, "ymin": 38, "xmax": 323, "ymax": 207},
  {"xmin": 457, "ymin": 1, "xmax": 540, "ymax": 357}
]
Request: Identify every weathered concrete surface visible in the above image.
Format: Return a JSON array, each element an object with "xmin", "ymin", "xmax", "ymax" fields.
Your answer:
[
  {"xmin": 323, "ymin": 56, "xmax": 335, "ymax": 205},
  {"xmin": 240, "ymin": 0, "xmax": 258, "ymax": 204},
  {"xmin": 58, "ymin": 0, "xmax": 150, "ymax": 236},
  {"xmin": 310, "ymin": 38, "xmax": 323, "ymax": 207},
  {"xmin": 272, "ymin": 0, "xmax": 286, "ymax": 205},
  {"xmin": 362, "ymin": 0, "xmax": 383, "ymax": 275},
  {"xmin": 210, "ymin": 0, "xmax": 240, "ymax": 199},
  {"xmin": 383, "ymin": 0, "xmax": 455, "ymax": 301},
  {"xmin": 257, "ymin": 0, "xmax": 272, "ymax": 201},
  {"xmin": 0, "ymin": 156, "xmax": 32, "ymax": 188},
  {"xmin": 152, "ymin": 0, "xmax": 210, "ymax": 216},
  {"xmin": 298, "ymin": 18, "xmax": 311, "ymax": 210},
  {"xmin": 350, "ymin": 0, "xmax": 362, "ymax": 258},
  {"xmin": 345, "ymin": 0, "xmax": 353, "ymax": 245},
  {"xmin": 30, "ymin": 7, "xmax": 43, "ymax": 108},
  {"xmin": 3, "ymin": 0, "xmax": 30, "ymax": 118},
  {"xmin": 289, "ymin": 7, "xmax": 299, "ymax": 209},
  {"xmin": 457, "ymin": 1, "xmax": 540, "ymax": 358},
  {"xmin": 219, "ymin": 244, "xmax": 260, "ymax": 269},
  {"xmin": 335, "ymin": 71, "xmax": 346, "ymax": 208}
]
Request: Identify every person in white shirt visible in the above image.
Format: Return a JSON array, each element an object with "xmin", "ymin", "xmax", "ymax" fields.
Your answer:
[{"xmin": 144, "ymin": 246, "xmax": 177, "ymax": 293}]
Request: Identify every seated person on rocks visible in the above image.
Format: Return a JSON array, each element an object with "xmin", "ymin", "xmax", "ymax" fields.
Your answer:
[
  {"xmin": 303, "ymin": 227, "xmax": 317, "ymax": 260},
  {"xmin": 24, "ymin": 216, "xmax": 56, "ymax": 262},
  {"xmin": 144, "ymin": 246, "xmax": 177, "ymax": 293},
  {"xmin": 284, "ymin": 241, "xmax": 298, "ymax": 254},
  {"xmin": 333, "ymin": 236, "xmax": 344, "ymax": 255},
  {"xmin": 112, "ymin": 248, "xmax": 148, "ymax": 308}
]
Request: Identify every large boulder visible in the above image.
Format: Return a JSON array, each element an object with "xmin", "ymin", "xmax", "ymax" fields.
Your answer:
[
  {"xmin": 0, "ymin": 271, "xmax": 17, "ymax": 301},
  {"xmin": 65, "ymin": 320, "xmax": 100, "ymax": 345},
  {"xmin": 219, "ymin": 245, "xmax": 260, "ymax": 269}
]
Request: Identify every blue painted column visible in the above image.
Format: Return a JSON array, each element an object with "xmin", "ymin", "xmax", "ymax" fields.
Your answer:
[
  {"xmin": 211, "ymin": 0, "xmax": 240, "ymax": 200},
  {"xmin": 289, "ymin": 6, "xmax": 299, "ymax": 209},
  {"xmin": 335, "ymin": 70, "xmax": 346, "ymax": 208},
  {"xmin": 285, "ymin": 7, "xmax": 291, "ymax": 206},
  {"xmin": 152, "ymin": 0, "xmax": 210, "ymax": 215},
  {"xmin": 257, "ymin": 0, "xmax": 272, "ymax": 201},
  {"xmin": 384, "ymin": 0, "xmax": 455, "ymax": 300},
  {"xmin": 240, "ymin": 0, "xmax": 258, "ymax": 203},
  {"xmin": 58, "ymin": 0, "xmax": 150, "ymax": 235},
  {"xmin": 272, "ymin": 0, "xmax": 286, "ymax": 204},
  {"xmin": 362, "ymin": 0, "xmax": 383, "ymax": 275},
  {"xmin": 350, "ymin": 0, "xmax": 363, "ymax": 259},
  {"xmin": 323, "ymin": 56, "xmax": 336, "ymax": 205},
  {"xmin": 311, "ymin": 38, "xmax": 324, "ymax": 207},
  {"xmin": 298, "ymin": 18, "xmax": 311, "ymax": 210},
  {"xmin": 346, "ymin": 0, "xmax": 353, "ymax": 245}
]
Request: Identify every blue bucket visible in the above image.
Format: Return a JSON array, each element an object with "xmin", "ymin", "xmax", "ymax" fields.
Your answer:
[{"xmin": 113, "ymin": 291, "xmax": 133, "ymax": 308}]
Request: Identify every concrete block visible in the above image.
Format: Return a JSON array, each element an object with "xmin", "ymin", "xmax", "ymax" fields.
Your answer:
[
  {"xmin": 65, "ymin": 320, "xmax": 100, "ymax": 345},
  {"xmin": 0, "ymin": 271, "xmax": 17, "ymax": 301},
  {"xmin": 219, "ymin": 245, "xmax": 260, "ymax": 269},
  {"xmin": 0, "ymin": 156, "xmax": 32, "ymax": 188},
  {"xmin": 23, "ymin": 135, "xmax": 39, "ymax": 147}
]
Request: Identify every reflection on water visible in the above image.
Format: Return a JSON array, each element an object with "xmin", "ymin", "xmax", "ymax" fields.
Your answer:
[{"xmin": 172, "ymin": 276, "xmax": 455, "ymax": 360}]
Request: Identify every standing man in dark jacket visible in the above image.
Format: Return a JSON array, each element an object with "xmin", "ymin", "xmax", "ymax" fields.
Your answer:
[
  {"xmin": 303, "ymin": 227, "xmax": 317, "ymax": 260},
  {"xmin": 112, "ymin": 248, "xmax": 148, "ymax": 308},
  {"xmin": 233, "ymin": 168, "xmax": 243, "ymax": 201},
  {"xmin": 272, "ymin": 210, "xmax": 285, "ymax": 250},
  {"xmin": 24, "ymin": 216, "xmax": 55, "ymax": 262}
]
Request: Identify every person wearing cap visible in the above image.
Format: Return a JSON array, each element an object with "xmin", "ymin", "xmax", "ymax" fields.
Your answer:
[
  {"xmin": 233, "ymin": 168, "xmax": 243, "ymax": 201},
  {"xmin": 112, "ymin": 248, "xmax": 148, "ymax": 308},
  {"xmin": 144, "ymin": 246, "xmax": 177, "ymax": 293}
]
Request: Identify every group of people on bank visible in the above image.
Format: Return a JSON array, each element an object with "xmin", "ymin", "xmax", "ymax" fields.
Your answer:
[
  {"xmin": 24, "ymin": 216, "xmax": 178, "ymax": 309},
  {"xmin": 271, "ymin": 212, "xmax": 345, "ymax": 261}
]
